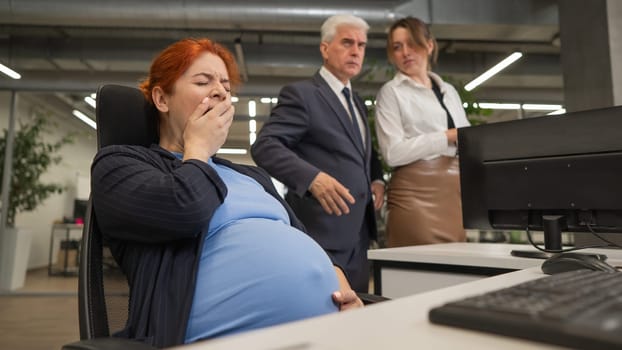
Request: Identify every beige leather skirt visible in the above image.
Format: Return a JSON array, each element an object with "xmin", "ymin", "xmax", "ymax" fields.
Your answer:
[{"xmin": 385, "ymin": 156, "xmax": 466, "ymax": 247}]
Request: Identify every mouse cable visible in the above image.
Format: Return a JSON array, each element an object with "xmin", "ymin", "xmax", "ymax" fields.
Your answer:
[
  {"xmin": 586, "ymin": 223, "xmax": 622, "ymax": 249},
  {"xmin": 525, "ymin": 226, "xmax": 612, "ymax": 254}
]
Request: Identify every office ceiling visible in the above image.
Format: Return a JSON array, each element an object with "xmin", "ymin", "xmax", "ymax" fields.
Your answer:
[{"xmin": 0, "ymin": 0, "xmax": 563, "ymax": 159}]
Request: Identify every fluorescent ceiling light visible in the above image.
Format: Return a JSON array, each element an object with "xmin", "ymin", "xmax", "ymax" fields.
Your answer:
[
  {"xmin": 547, "ymin": 108, "xmax": 567, "ymax": 115},
  {"xmin": 217, "ymin": 148, "xmax": 247, "ymax": 155},
  {"xmin": 72, "ymin": 109, "xmax": 97, "ymax": 129},
  {"xmin": 249, "ymin": 132, "xmax": 256, "ymax": 145},
  {"xmin": 84, "ymin": 96, "xmax": 96, "ymax": 108},
  {"xmin": 260, "ymin": 97, "xmax": 272, "ymax": 104},
  {"xmin": 0, "ymin": 62, "xmax": 21, "ymax": 79},
  {"xmin": 248, "ymin": 119, "xmax": 256, "ymax": 133},
  {"xmin": 521, "ymin": 104, "xmax": 562, "ymax": 111},
  {"xmin": 464, "ymin": 52, "xmax": 523, "ymax": 91},
  {"xmin": 248, "ymin": 100, "xmax": 256, "ymax": 117},
  {"xmin": 271, "ymin": 98, "xmax": 278, "ymax": 104},
  {"xmin": 478, "ymin": 103, "xmax": 521, "ymax": 110},
  {"xmin": 231, "ymin": 96, "xmax": 239, "ymax": 103},
  {"xmin": 478, "ymin": 102, "xmax": 564, "ymax": 111}
]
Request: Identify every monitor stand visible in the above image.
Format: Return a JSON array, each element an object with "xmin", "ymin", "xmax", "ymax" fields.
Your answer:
[
  {"xmin": 510, "ymin": 250, "xmax": 551, "ymax": 259},
  {"xmin": 510, "ymin": 215, "xmax": 608, "ymax": 261}
]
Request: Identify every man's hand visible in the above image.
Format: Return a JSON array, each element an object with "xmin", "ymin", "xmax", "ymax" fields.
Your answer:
[
  {"xmin": 371, "ymin": 181, "xmax": 385, "ymax": 210},
  {"xmin": 309, "ymin": 172, "xmax": 355, "ymax": 215}
]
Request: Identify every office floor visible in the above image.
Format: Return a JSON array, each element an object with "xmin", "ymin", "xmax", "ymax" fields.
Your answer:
[
  {"xmin": 0, "ymin": 268, "xmax": 79, "ymax": 350},
  {"xmin": 0, "ymin": 268, "xmax": 375, "ymax": 350}
]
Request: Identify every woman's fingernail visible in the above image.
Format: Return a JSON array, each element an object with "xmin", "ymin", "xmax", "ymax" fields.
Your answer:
[{"xmin": 202, "ymin": 97, "xmax": 210, "ymax": 104}]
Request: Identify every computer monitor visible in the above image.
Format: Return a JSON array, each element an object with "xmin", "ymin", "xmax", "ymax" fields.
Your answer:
[{"xmin": 458, "ymin": 105, "xmax": 622, "ymax": 251}]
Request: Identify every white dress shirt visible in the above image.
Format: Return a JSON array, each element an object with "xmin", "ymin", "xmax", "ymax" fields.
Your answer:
[
  {"xmin": 374, "ymin": 71, "xmax": 470, "ymax": 167},
  {"xmin": 319, "ymin": 66, "xmax": 366, "ymax": 145}
]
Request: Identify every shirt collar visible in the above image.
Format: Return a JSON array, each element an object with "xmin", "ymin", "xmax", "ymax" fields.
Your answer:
[
  {"xmin": 320, "ymin": 66, "xmax": 351, "ymax": 96},
  {"xmin": 394, "ymin": 71, "xmax": 446, "ymax": 93}
]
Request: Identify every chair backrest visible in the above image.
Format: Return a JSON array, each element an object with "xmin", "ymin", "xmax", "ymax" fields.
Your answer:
[
  {"xmin": 95, "ymin": 84, "xmax": 159, "ymax": 148},
  {"xmin": 78, "ymin": 84, "xmax": 159, "ymax": 339}
]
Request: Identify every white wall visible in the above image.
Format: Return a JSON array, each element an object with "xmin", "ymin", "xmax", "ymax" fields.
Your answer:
[
  {"xmin": 0, "ymin": 91, "xmax": 97, "ymax": 269},
  {"xmin": 0, "ymin": 90, "xmax": 252, "ymax": 270}
]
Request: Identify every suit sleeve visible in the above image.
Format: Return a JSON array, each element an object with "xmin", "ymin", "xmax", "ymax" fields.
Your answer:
[{"xmin": 251, "ymin": 84, "xmax": 320, "ymax": 196}]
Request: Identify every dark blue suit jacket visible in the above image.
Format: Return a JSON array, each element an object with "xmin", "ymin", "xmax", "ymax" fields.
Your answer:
[{"xmin": 251, "ymin": 72, "xmax": 383, "ymax": 250}]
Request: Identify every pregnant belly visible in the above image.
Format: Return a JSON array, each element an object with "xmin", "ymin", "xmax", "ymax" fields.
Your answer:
[{"xmin": 185, "ymin": 218, "xmax": 339, "ymax": 342}]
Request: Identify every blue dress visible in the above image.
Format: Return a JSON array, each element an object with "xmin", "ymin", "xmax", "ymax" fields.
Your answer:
[{"xmin": 184, "ymin": 157, "xmax": 339, "ymax": 342}]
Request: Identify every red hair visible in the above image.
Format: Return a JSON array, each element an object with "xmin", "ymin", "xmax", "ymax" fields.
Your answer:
[{"xmin": 140, "ymin": 38, "xmax": 241, "ymax": 103}]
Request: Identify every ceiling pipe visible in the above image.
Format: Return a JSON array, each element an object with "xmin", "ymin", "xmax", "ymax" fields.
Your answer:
[{"xmin": 0, "ymin": 1, "xmax": 397, "ymax": 32}]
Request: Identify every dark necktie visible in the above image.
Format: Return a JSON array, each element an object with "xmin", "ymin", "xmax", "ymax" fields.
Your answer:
[
  {"xmin": 431, "ymin": 79, "xmax": 456, "ymax": 129},
  {"xmin": 342, "ymin": 87, "xmax": 364, "ymax": 150}
]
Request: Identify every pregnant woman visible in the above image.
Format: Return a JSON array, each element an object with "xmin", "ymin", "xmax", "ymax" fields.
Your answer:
[{"xmin": 91, "ymin": 37, "xmax": 362, "ymax": 348}]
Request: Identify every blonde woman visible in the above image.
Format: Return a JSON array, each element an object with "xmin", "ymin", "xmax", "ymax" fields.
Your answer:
[{"xmin": 375, "ymin": 17, "xmax": 470, "ymax": 247}]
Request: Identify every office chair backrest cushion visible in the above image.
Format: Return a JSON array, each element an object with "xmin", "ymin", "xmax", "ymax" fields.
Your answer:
[{"xmin": 95, "ymin": 84, "xmax": 159, "ymax": 148}]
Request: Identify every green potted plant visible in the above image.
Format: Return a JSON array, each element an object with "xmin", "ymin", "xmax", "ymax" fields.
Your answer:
[{"xmin": 0, "ymin": 109, "xmax": 73, "ymax": 290}]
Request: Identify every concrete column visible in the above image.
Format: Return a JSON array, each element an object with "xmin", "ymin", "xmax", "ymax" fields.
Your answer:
[
  {"xmin": 559, "ymin": 0, "xmax": 622, "ymax": 246},
  {"xmin": 559, "ymin": 0, "xmax": 622, "ymax": 111}
]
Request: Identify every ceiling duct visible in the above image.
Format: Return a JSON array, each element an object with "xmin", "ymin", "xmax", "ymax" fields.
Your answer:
[{"xmin": 0, "ymin": 1, "xmax": 397, "ymax": 32}]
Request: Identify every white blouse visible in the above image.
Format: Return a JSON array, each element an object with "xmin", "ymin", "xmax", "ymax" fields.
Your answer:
[{"xmin": 375, "ymin": 71, "xmax": 470, "ymax": 167}]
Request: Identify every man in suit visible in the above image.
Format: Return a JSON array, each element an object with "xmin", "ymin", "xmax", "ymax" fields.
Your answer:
[{"xmin": 251, "ymin": 14, "xmax": 385, "ymax": 292}]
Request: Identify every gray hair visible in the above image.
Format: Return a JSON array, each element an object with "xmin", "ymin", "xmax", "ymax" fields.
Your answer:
[{"xmin": 321, "ymin": 14, "xmax": 370, "ymax": 43}]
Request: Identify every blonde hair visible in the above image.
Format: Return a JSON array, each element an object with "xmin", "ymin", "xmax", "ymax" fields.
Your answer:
[{"xmin": 387, "ymin": 17, "xmax": 438, "ymax": 69}]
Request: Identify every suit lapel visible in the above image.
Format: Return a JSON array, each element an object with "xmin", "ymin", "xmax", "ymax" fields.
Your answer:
[{"xmin": 313, "ymin": 73, "xmax": 365, "ymax": 158}]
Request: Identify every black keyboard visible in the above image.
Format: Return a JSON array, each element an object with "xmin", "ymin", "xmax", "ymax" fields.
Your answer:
[{"xmin": 429, "ymin": 269, "xmax": 622, "ymax": 349}]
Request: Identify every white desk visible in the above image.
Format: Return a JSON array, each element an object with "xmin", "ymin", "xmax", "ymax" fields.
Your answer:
[
  {"xmin": 367, "ymin": 242, "xmax": 622, "ymax": 298},
  {"xmin": 170, "ymin": 247, "xmax": 622, "ymax": 350},
  {"xmin": 174, "ymin": 268, "xmax": 563, "ymax": 350}
]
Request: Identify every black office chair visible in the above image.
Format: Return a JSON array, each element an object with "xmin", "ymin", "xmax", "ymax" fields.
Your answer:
[
  {"xmin": 62, "ymin": 84, "xmax": 386, "ymax": 350},
  {"xmin": 62, "ymin": 85, "xmax": 159, "ymax": 350}
]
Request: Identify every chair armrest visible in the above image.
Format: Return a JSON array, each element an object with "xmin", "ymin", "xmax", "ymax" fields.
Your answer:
[
  {"xmin": 62, "ymin": 338, "xmax": 157, "ymax": 350},
  {"xmin": 357, "ymin": 292, "xmax": 391, "ymax": 305}
]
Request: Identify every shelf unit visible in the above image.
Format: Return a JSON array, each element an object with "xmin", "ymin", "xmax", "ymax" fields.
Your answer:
[{"xmin": 48, "ymin": 223, "xmax": 84, "ymax": 276}]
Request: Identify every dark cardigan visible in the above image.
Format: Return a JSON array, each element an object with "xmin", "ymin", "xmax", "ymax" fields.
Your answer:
[{"xmin": 91, "ymin": 144, "xmax": 306, "ymax": 347}]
